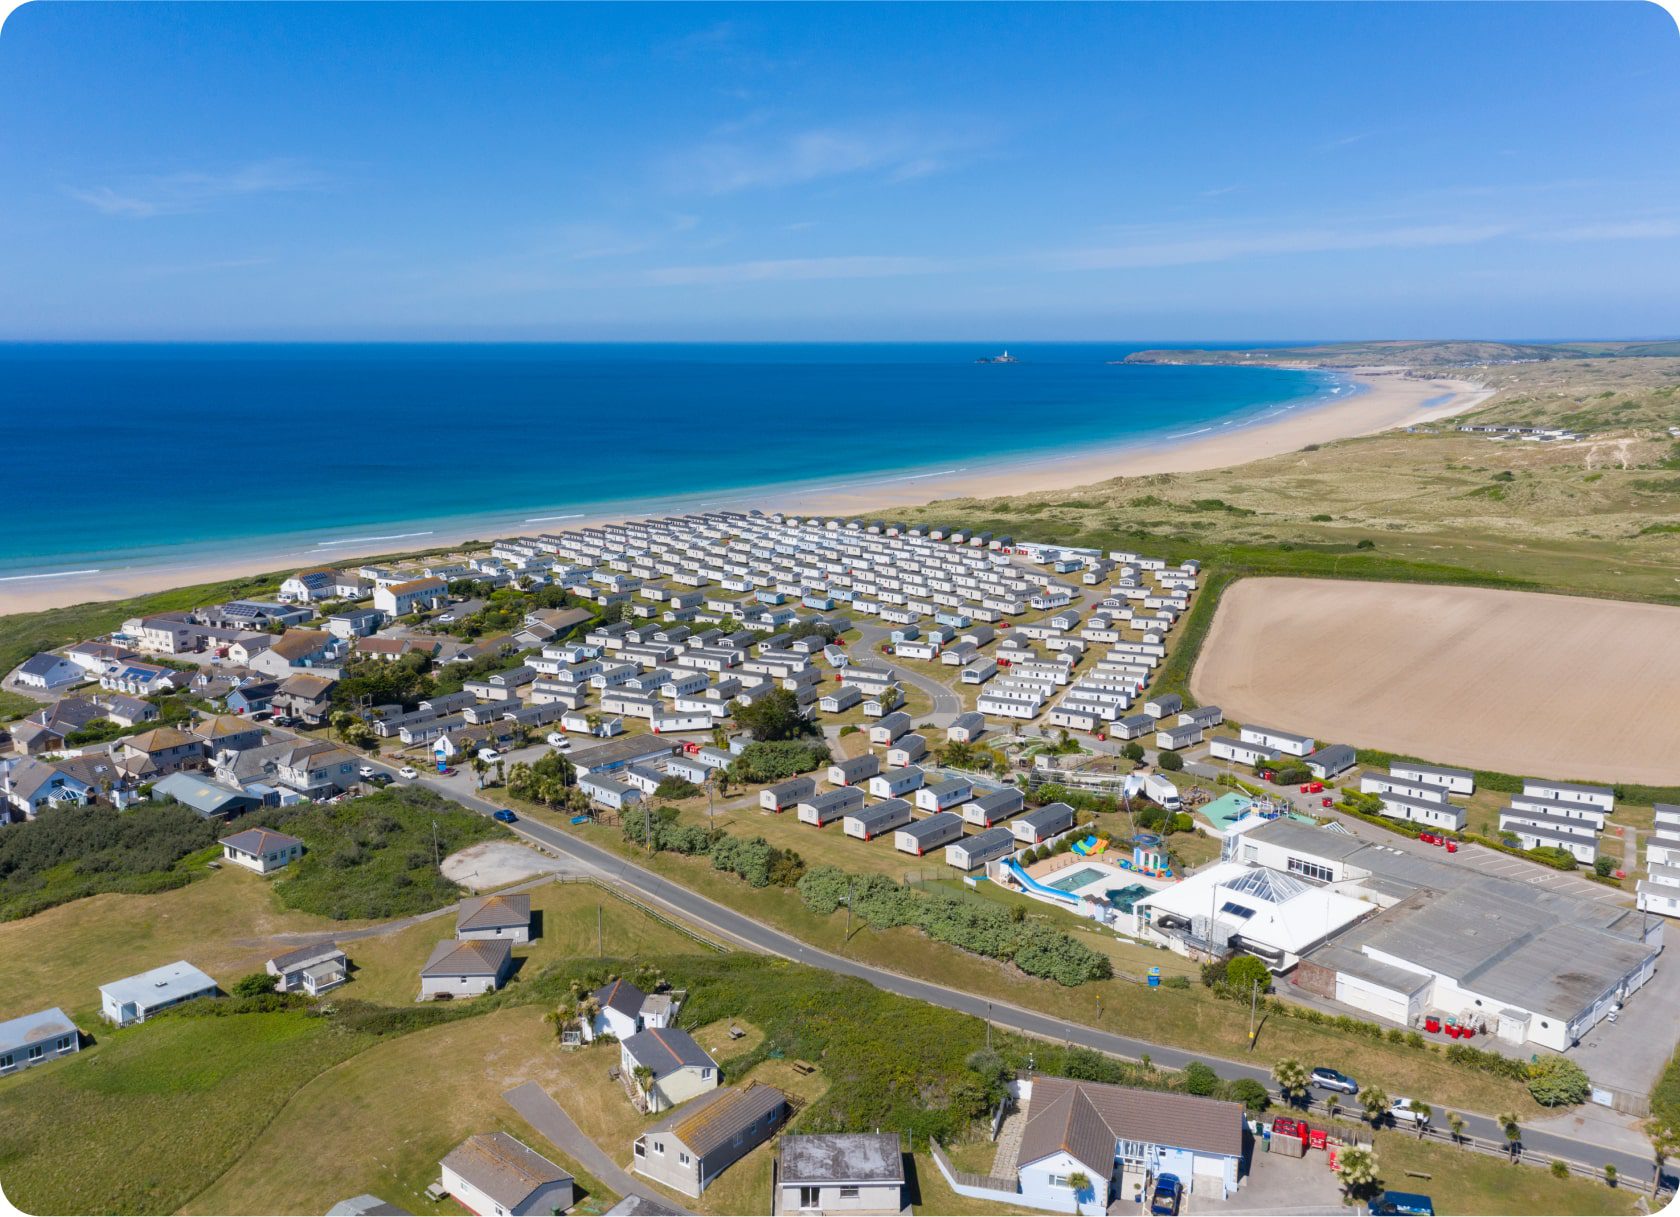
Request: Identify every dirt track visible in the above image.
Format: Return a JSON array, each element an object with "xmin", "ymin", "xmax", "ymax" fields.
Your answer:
[{"xmin": 1191, "ymin": 577, "xmax": 1680, "ymax": 786}]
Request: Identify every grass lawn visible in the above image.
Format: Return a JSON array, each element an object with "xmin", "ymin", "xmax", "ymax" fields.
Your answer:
[
  {"xmin": 1368, "ymin": 1130, "xmax": 1638, "ymax": 1216},
  {"xmin": 0, "ymin": 1009, "xmax": 374, "ymax": 1217},
  {"xmin": 346, "ymin": 880, "xmax": 724, "ymax": 1006},
  {"xmin": 182, "ymin": 1006, "xmax": 620, "ymax": 1216},
  {"xmin": 0, "ymin": 864, "xmax": 376, "ymax": 1027},
  {"xmin": 0, "ymin": 688, "xmax": 40, "ymax": 721},
  {"xmin": 909, "ymin": 1152, "xmax": 1031, "ymax": 1215}
]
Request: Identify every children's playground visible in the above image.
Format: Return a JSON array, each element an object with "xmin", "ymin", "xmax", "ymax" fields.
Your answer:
[{"xmin": 1003, "ymin": 832, "xmax": 1179, "ymax": 922}]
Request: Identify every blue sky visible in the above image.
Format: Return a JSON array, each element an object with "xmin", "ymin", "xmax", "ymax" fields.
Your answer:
[{"xmin": 1, "ymin": 1, "xmax": 1677, "ymax": 340}]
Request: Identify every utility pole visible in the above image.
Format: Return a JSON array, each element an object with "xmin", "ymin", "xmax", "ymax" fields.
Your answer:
[
  {"xmin": 432, "ymin": 819, "xmax": 440, "ymax": 868},
  {"xmin": 643, "ymin": 802, "xmax": 654, "ymax": 854},
  {"xmin": 597, "ymin": 904, "xmax": 603, "ymax": 956},
  {"xmin": 845, "ymin": 875, "xmax": 855, "ymax": 940},
  {"xmin": 1248, "ymin": 978, "xmax": 1260, "ymax": 1051},
  {"xmin": 986, "ymin": 1002, "xmax": 993, "ymax": 1050}
]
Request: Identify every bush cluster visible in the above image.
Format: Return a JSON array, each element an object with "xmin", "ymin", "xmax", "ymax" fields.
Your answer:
[
  {"xmin": 797, "ymin": 866, "xmax": 1111, "ymax": 986},
  {"xmin": 621, "ymin": 806, "xmax": 804, "ymax": 888},
  {"xmin": 727, "ymin": 739, "xmax": 832, "ymax": 785}
]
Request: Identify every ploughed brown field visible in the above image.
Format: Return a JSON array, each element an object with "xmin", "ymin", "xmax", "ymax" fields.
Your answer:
[{"xmin": 1191, "ymin": 577, "xmax": 1680, "ymax": 786}]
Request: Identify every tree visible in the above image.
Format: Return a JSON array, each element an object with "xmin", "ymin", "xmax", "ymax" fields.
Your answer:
[
  {"xmin": 1228, "ymin": 1077, "xmax": 1271, "ymax": 1115},
  {"xmin": 1065, "ymin": 1171, "xmax": 1092, "ymax": 1200},
  {"xmin": 1272, "ymin": 1058, "xmax": 1310, "ymax": 1107},
  {"xmin": 1184, "ymin": 1061, "xmax": 1220, "ymax": 1096},
  {"xmin": 1121, "ymin": 741, "xmax": 1144, "ymax": 762},
  {"xmin": 1527, "ymin": 1055, "xmax": 1591, "ymax": 1107},
  {"xmin": 1359, "ymin": 1085, "xmax": 1391, "ymax": 1127},
  {"xmin": 1447, "ymin": 1112, "xmax": 1465, "ymax": 1145},
  {"xmin": 1604, "ymin": 1163, "xmax": 1618, "ymax": 1188},
  {"xmin": 1333, "ymin": 1145, "xmax": 1381, "ymax": 1201},
  {"xmin": 231, "ymin": 971, "xmax": 276, "ymax": 998},
  {"xmin": 1157, "ymin": 749, "xmax": 1184, "ymax": 772},
  {"xmin": 1496, "ymin": 1111, "xmax": 1522, "ymax": 1162},
  {"xmin": 1225, "ymin": 954, "xmax": 1271, "ymax": 995},
  {"xmin": 730, "ymin": 688, "xmax": 817, "ymax": 742},
  {"xmin": 1410, "ymin": 1100, "xmax": 1432, "ymax": 1139}
]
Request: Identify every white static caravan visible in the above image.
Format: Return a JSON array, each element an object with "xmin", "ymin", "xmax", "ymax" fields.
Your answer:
[
  {"xmin": 1360, "ymin": 774, "xmax": 1448, "ymax": 804},
  {"xmin": 1209, "ymin": 736, "xmax": 1280, "ymax": 767},
  {"xmin": 1237, "ymin": 724, "xmax": 1315, "ymax": 757},
  {"xmin": 976, "ymin": 692, "xmax": 1040, "ymax": 720},
  {"xmin": 1012, "ymin": 802, "xmax": 1075, "ymax": 845},
  {"xmin": 868, "ymin": 712, "xmax": 913, "ymax": 745},
  {"xmin": 1504, "ymin": 819, "xmax": 1599, "ymax": 865},
  {"xmin": 1048, "ymin": 704, "xmax": 1104, "ymax": 734},
  {"xmin": 844, "ymin": 799, "xmax": 914, "ymax": 841},
  {"xmin": 1156, "ymin": 723, "xmax": 1203, "ymax": 751},
  {"xmin": 1377, "ymin": 792, "xmax": 1467, "ymax": 832},
  {"xmin": 760, "ymin": 776, "xmax": 816, "ymax": 812},
  {"xmin": 946, "ymin": 826, "xmax": 1017, "ymax": 871},
  {"xmin": 650, "ymin": 713, "xmax": 714, "ymax": 734},
  {"xmin": 916, "ymin": 778, "xmax": 973, "ymax": 813},
  {"xmin": 827, "ymin": 754, "xmax": 881, "ymax": 788},
  {"xmin": 1506, "ymin": 794, "xmax": 1607, "ymax": 831},
  {"xmin": 819, "ymin": 685, "xmax": 863, "ymax": 713},
  {"xmin": 1521, "ymin": 778, "xmax": 1614, "ymax": 814},
  {"xmin": 868, "ymin": 766, "xmax": 926, "ymax": 799},
  {"xmin": 962, "ymin": 787, "xmax": 1026, "ymax": 827},
  {"xmin": 887, "ymin": 735, "xmax": 928, "ymax": 767},
  {"xmin": 895, "ymin": 812, "xmax": 965, "ymax": 857},
  {"xmin": 1648, "ymin": 831, "xmax": 1680, "ymax": 869},
  {"xmin": 961, "ymin": 658, "xmax": 998, "ymax": 685},
  {"xmin": 797, "ymin": 787, "xmax": 864, "ymax": 827},
  {"xmin": 946, "ymin": 712, "xmax": 986, "ymax": 744}
]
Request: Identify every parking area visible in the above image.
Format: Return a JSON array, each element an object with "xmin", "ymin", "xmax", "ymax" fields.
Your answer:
[
  {"xmin": 1182, "ymin": 1145, "xmax": 1346, "ymax": 1215},
  {"xmin": 1464, "ymin": 842, "xmax": 1628, "ymax": 904}
]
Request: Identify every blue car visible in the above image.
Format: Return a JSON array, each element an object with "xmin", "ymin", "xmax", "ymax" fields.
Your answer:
[
  {"xmin": 1149, "ymin": 1174, "xmax": 1183, "ymax": 1216},
  {"xmin": 492, "ymin": 809, "xmax": 518, "ymax": 824}
]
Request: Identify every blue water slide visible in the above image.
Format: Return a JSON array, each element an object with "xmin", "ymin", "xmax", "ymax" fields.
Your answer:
[{"xmin": 1005, "ymin": 859, "xmax": 1082, "ymax": 904}]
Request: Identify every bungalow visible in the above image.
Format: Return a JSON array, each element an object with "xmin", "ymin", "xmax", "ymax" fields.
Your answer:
[
  {"xmin": 420, "ymin": 939, "xmax": 514, "ymax": 998},
  {"xmin": 844, "ymin": 798, "xmax": 914, "ymax": 840},
  {"xmin": 778, "ymin": 1133, "xmax": 905, "ymax": 1217},
  {"xmin": 580, "ymin": 774, "xmax": 641, "ymax": 810},
  {"xmin": 457, "ymin": 893, "xmax": 532, "ymax": 943},
  {"xmin": 14, "ymin": 652, "xmax": 82, "ymax": 691},
  {"xmin": 100, "ymin": 961, "xmax": 218, "ymax": 1025},
  {"xmin": 621, "ymin": 1026, "xmax": 720, "ymax": 1113},
  {"xmin": 441, "ymin": 1134, "xmax": 574, "ymax": 1217},
  {"xmin": 225, "ymin": 680, "xmax": 279, "ymax": 717},
  {"xmin": 0, "ymin": 1007, "xmax": 80, "ymax": 1075},
  {"xmin": 827, "ymin": 754, "xmax": 880, "ymax": 788},
  {"xmin": 101, "ymin": 660, "xmax": 184, "ymax": 697},
  {"xmin": 100, "ymin": 693, "xmax": 159, "ymax": 728},
  {"xmin": 962, "ymin": 787, "xmax": 1026, "ymax": 828},
  {"xmin": 266, "ymin": 943, "xmax": 348, "ymax": 996},
  {"xmin": 219, "ymin": 827, "xmax": 305, "ymax": 874},
  {"xmin": 633, "ymin": 1083, "xmax": 789, "ymax": 1199},
  {"xmin": 867, "ymin": 766, "xmax": 925, "ymax": 799},
  {"xmin": 580, "ymin": 976, "xmax": 681, "ymax": 1043},
  {"xmin": 895, "ymin": 812, "xmax": 964, "ymax": 856},
  {"xmin": 760, "ymin": 776, "xmax": 816, "ymax": 812},
  {"xmin": 0, "ymin": 757, "xmax": 95, "ymax": 818},
  {"xmin": 373, "ymin": 577, "xmax": 448, "ymax": 617},
  {"xmin": 946, "ymin": 826, "xmax": 1016, "ymax": 871},
  {"xmin": 1013, "ymin": 802, "xmax": 1075, "ymax": 845},
  {"xmin": 1016, "ymin": 1076, "xmax": 1244, "ymax": 1211},
  {"xmin": 64, "ymin": 640, "xmax": 135, "ymax": 674}
]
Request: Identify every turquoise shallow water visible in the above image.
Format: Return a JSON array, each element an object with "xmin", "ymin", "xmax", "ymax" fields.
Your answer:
[{"xmin": 0, "ymin": 342, "xmax": 1344, "ymax": 581}]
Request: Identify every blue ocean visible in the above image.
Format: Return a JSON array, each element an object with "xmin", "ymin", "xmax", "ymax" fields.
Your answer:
[{"xmin": 0, "ymin": 343, "xmax": 1341, "ymax": 581}]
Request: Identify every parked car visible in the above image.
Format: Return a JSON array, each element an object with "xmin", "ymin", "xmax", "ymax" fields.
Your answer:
[
  {"xmin": 364, "ymin": 773, "xmax": 394, "ymax": 788},
  {"xmin": 545, "ymin": 731, "xmax": 570, "ymax": 747},
  {"xmin": 271, "ymin": 715, "xmax": 297, "ymax": 728},
  {"xmin": 1389, "ymin": 1097, "xmax": 1429, "ymax": 1126},
  {"xmin": 492, "ymin": 809, "xmax": 518, "ymax": 824},
  {"xmin": 1149, "ymin": 1173, "xmax": 1183, "ymax": 1216},
  {"xmin": 1310, "ymin": 1066, "xmax": 1359, "ymax": 1094},
  {"xmin": 477, "ymin": 748, "xmax": 502, "ymax": 763},
  {"xmin": 398, "ymin": 766, "xmax": 419, "ymax": 779},
  {"xmin": 358, "ymin": 765, "xmax": 377, "ymax": 779}
]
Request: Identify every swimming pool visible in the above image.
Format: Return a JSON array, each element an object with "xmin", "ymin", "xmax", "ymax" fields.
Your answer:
[
  {"xmin": 1046, "ymin": 866, "xmax": 1109, "ymax": 892},
  {"xmin": 1104, "ymin": 883, "xmax": 1152, "ymax": 912}
]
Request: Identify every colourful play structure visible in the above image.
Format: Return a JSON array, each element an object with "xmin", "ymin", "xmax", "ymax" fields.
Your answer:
[
  {"xmin": 1071, "ymin": 835, "xmax": 1109, "ymax": 856},
  {"xmin": 1004, "ymin": 858, "xmax": 1082, "ymax": 904}
]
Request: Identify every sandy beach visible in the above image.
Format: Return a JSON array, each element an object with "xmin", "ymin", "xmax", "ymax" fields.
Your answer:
[{"xmin": 0, "ymin": 369, "xmax": 1487, "ymax": 616}]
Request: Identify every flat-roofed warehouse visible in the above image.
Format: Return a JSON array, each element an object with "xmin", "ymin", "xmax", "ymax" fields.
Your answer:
[{"xmin": 1238, "ymin": 820, "xmax": 1660, "ymax": 1053}]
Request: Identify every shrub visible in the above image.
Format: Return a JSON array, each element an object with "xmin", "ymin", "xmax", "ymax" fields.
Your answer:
[
  {"xmin": 1162, "ymin": 974, "xmax": 1190, "ymax": 990},
  {"xmin": 1183, "ymin": 1061, "xmax": 1219, "ymax": 1096},
  {"xmin": 1121, "ymin": 742, "xmax": 1144, "ymax": 762},
  {"xmin": 653, "ymin": 778, "xmax": 701, "ymax": 800},
  {"xmin": 1157, "ymin": 750, "xmax": 1184, "ymax": 772},
  {"xmin": 728, "ymin": 739, "xmax": 831, "ymax": 785},
  {"xmin": 1527, "ymin": 1055, "xmax": 1591, "ymax": 1107},
  {"xmin": 1227, "ymin": 1077, "xmax": 1271, "ymax": 1113},
  {"xmin": 1225, "ymin": 954, "xmax": 1271, "ymax": 995},
  {"xmin": 1594, "ymin": 857, "xmax": 1614, "ymax": 878},
  {"xmin": 1169, "ymin": 812, "xmax": 1195, "ymax": 834},
  {"xmin": 231, "ymin": 971, "xmax": 277, "ymax": 998},
  {"xmin": 1551, "ymin": 1160, "xmax": 1570, "ymax": 1179}
]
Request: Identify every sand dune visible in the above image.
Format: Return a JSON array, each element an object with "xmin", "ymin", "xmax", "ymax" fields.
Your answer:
[{"xmin": 1191, "ymin": 577, "xmax": 1680, "ymax": 786}]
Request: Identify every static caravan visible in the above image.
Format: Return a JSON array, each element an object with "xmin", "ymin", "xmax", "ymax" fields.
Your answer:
[
  {"xmin": 797, "ymin": 787, "xmax": 865, "ymax": 827},
  {"xmin": 895, "ymin": 813, "xmax": 965, "ymax": 857},
  {"xmin": 1504, "ymin": 819, "xmax": 1598, "ymax": 864},
  {"xmin": 1209, "ymin": 736, "xmax": 1279, "ymax": 767},
  {"xmin": 819, "ymin": 685, "xmax": 863, "ymax": 713},
  {"xmin": 977, "ymin": 692, "xmax": 1040, "ymax": 720},
  {"xmin": 887, "ymin": 735, "xmax": 928, "ymax": 767},
  {"xmin": 1361, "ymin": 774, "xmax": 1447, "ymax": 804},
  {"xmin": 1647, "ymin": 831, "xmax": 1680, "ymax": 868},
  {"xmin": 1111, "ymin": 713, "xmax": 1158, "ymax": 741},
  {"xmin": 946, "ymin": 712, "xmax": 986, "ymax": 744},
  {"xmin": 1238, "ymin": 724, "xmax": 1315, "ymax": 757},
  {"xmin": 1508, "ymin": 793, "xmax": 1608, "ymax": 830},
  {"xmin": 961, "ymin": 658, "xmax": 998, "ymax": 685},
  {"xmin": 916, "ymin": 778, "xmax": 973, "ymax": 813},
  {"xmin": 1012, "ymin": 802, "xmax": 1075, "ymax": 844},
  {"xmin": 1156, "ymin": 723, "xmax": 1203, "ymax": 751},
  {"xmin": 869, "ymin": 712, "xmax": 913, "ymax": 745},
  {"xmin": 868, "ymin": 766, "xmax": 925, "ymax": 799},
  {"xmin": 844, "ymin": 799, "xmax": 914, "ymax": 841},
  {"xmin": 1304, "ymin": 745, "xmax": 1357, "ymax": 781},
  {"xmin": 1143, "ymin": 694, "xmax": 1183, "ymax": 719},
  {"xmin": 1050, "ymin": 704, "xmax": 1105, "ymax": 734},
  {"xmin": 962, "ymin": 787, "xmax": 1026, "ymax": 827},
  {"xmin": 1179, "ymin": 705, "xmax": 1223, "ymax": 730},
  {"xmin": 1521, "ymin": 779, "xmax": 1614, "ymax": 813},
  {"xmin": 760, "ymin": 776, "xmax": 815, "ymax": 812},
  {"xmin": 827, "ymin": 754, "xmax": 881, "ymax": 788},
  {"xmin": 946, "ymin": 826, "xmax": 1016, "ymax": 871},
  {"xmin": 1377, "ymin": 792, "xmax": 1466, "ymax": 831}
]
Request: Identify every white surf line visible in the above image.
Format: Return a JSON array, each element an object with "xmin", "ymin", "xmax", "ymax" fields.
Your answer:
[
  {"xmin": 879, "ymin": 467, "xmax": 962, "ymax": 483},
  {"xmin": 524, "ymin": 513, "xmax": 586, "ymax": 523},
  {"xmin": 312, "ymin": 530, "xmax": 436, "ymax": 548},
  {"xmin": 0, "ymin": 568, "xmax": 102, "ymax": 582},
  {"xmin": 1165, "ymin": 426, "xmax": 1214, "ymax": 439}
]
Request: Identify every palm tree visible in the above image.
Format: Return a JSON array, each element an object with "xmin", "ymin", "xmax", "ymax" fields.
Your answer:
[
  {"xmin": 1410, "ymin": 1100, "xmax": 1433, "ymax": 1139},
  {"xmin": 1496, "ymin": 1111, "xmax": 1522, "ymax": 1162},
  {"xmin": 1065, "ymin": 1172, "xmax": 1092, "ymax": 1204},
  {"xmin": 1447, "ymin": 1112, "xmax": 1465, "ymax": 1145},
  {"xmin": 471, "ymin": 754, "xmax": 489, "ymax": 789},
  {"xmin": 1358, "ymin": 1086, "xmax": 1391, "ymax": 1127},
  {"xmin": 1272, "ymin": 1058, "xmax": 1310, "ymax": 1108},
  {"xmin": 1333, "ymin": 1145, "xmax": 1381, "ymax": 1202}
]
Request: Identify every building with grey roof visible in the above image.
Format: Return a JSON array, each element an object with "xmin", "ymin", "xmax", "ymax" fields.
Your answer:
[
  {"xmin": 99, "ymin": 960, "xmax": 218, "ymax": 1025},
  {"xmin": 621, "ymin": 1027, "xmax": 719, "ymax": 1113},
  {"xmin": 778, "ymin": 1133, "xmax": 905, "ymax": 1216},
  {"xmin": 441, "ymin": 1133, "xmax": 573, "ymax": 1217},
  {"xmin": 0, "ymin": 1006, "xmax": 80, "ymax": 1074},
  {"xmin": 632, "ymin": 1082, "xmax": 788, "ymax": 1197}
]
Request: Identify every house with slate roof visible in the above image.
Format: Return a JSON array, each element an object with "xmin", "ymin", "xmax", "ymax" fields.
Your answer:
[
  {"xmin": 440, "ymin": 1133, "xmax": 574, "ymax": 1217},
  {"xmin": 632, "ymin": 1081, "xmax": 789, "ymax": 1197},
  {"xmin": 219, "ymin": 827, "xmax": 304, "ymax": 874},
  {"xmin": 456, "ymin": 893, "xmax": 532, "ymax": 943},
  {"xmin": 420, "ymin": 939, "xmax": 513, "ymax": 999},
  {"xmin": 620, "ymin": 1026, "xmax": 719, "ymax": 1113}
]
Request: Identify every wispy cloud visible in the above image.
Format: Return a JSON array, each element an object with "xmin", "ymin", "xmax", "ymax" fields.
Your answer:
[
  {"xmin": 64, "ymin": 160, "xmax": 328, "ymax": 218},
  {"xmin": 645, "ymin": 255, "xmax": 949, "ymax": 286},
  {"xmin": 1534, "ymin": 218, "xmax": 1680, "ymax": 241},
  {"xmin": 1320, "ymin": 131, "xmax": 1375, "ymax": 151},
  {"xmin": 660, "ymin": 122, "xmax": 986, "ymax": 195},
  {"xmin": 1048, "ymin": 221, "xmax": 1512, "ymax": 270}
]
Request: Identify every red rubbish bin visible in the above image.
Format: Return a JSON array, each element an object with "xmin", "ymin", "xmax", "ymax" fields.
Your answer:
[{"xmin": 1309, "ymin": 1127, "xmax": 1329, "ymax": 1151}]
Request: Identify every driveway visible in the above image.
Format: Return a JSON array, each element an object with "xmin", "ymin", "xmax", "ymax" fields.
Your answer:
[
  {"xmin": 1183, "ymin": 1146, "xmax": 1345, "ymax": 1215},
  {"xmin": 503, "ymin": 1081, "xmax": 692, "ymax": 1215}
]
